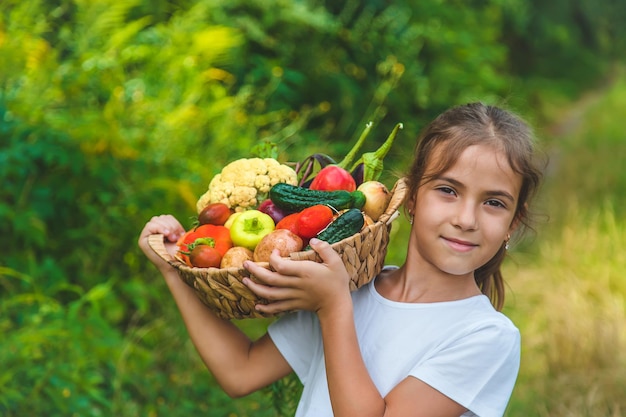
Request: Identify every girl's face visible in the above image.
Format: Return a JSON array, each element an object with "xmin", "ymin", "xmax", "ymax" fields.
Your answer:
[{"xmin": 409, "ymin": 144, "xmax": 522, "ymax": 279}]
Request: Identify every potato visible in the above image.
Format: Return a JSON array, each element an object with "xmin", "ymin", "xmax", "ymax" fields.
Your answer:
[
  {"xmin": 220, "ymin": 246, "xmax": 254, "ymax": 269},
  {"xmin": 253, "ymin": 229, "xmax": 304, "ymax": 262}
]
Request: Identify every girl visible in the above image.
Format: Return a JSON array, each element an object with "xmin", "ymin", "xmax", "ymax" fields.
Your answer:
[{"xmin": 138, "ymin": 102, "xmax": 543, "ymax": 417}]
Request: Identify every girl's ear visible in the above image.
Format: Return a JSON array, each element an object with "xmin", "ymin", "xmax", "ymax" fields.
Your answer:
[{"xmin": 405, "ymin": 193, "xmax": 416, "ymax": 218}]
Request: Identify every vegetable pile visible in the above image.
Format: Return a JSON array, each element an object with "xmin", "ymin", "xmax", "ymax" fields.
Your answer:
[{"xmin": 178, "ymin": 123, "xmax": 402, "ymax": 269}]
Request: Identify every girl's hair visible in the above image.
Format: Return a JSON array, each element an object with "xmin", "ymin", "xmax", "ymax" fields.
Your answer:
[{"xmin": 404, "ymin": 102, "xmax": 543, "ymax": 311}]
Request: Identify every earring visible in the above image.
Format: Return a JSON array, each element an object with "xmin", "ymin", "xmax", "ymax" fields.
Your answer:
[
  {"xmin": 408, "ymin": 213, "xmax": 414, "ymax": 225},
  {"xmin": 504, "ymin": 234, "xmax": 511, "ymax": 250}
]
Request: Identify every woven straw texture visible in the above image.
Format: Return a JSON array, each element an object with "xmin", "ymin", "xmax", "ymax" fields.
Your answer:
[{"xmin": 148, "ymin": 178, "xmax": 407, "ymax": 319}]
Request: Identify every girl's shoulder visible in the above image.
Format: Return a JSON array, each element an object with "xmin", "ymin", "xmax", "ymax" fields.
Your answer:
[{"xmin": 358, "ymin": 266, "xmax": 517, "ymax": 330}]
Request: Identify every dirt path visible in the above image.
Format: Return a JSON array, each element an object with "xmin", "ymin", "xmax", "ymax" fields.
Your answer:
[
  {"xmin": 546, "ymin": 67, "xmax": 620, "ymax": 137},
  {"xmin": 539, "ymin": 68, "xmax": 621, "ymax": 178}
]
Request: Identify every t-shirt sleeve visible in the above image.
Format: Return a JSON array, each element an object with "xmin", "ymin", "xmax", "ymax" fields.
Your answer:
[
  {"xmin": 409, "ymin": 321, "xmax": 521, "ymax": 417},
  {"xmin": 267, "ymin": 310, "xmax": 321, "ymax": 384}
]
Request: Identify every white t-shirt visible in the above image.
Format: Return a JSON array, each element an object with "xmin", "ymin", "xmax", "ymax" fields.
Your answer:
[{"xmin": 267, "ymin": 271, "xmax": 520, "ymax": 417}]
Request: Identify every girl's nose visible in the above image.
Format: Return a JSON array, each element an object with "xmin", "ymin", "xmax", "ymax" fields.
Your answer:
[{"xmin": 453, "ymin": 202, "xmax": 478, "ymax": 231}]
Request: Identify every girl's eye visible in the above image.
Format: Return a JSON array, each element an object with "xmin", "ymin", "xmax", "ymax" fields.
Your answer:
[
  {"xmin": 485, "ymin": 199, "xmax": 506, "ymax": 208},
  {"xmin": 436, "ymin": 186, "xmax": 456, "ymax": 196}
]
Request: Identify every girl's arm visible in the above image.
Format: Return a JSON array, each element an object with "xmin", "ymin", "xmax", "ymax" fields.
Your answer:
[
  {"xmin": 138, "ymin": 215, "xmax": 292, "ymax": 398},
  {"xmin": 244, "ymin": 239, "xmax": 467, "ymax": 417}
]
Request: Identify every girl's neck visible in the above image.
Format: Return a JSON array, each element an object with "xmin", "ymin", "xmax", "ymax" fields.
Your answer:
[{"xmin": 375, "ymin": 263, "xmax": 481, "ymax": 304}]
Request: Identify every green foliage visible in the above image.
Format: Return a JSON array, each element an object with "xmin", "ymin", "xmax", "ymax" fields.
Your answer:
[
  {"xmin": 1, "ymin": 0, "xmax": 624, "ymax": 415},
  {"xmin": 205, "ymin": 0, "xmax": 514, "ymax": 160},
  {"xmin": 501, "ymin": 0, "xmax": 626, "ymax": 94},
  {"xmin": 268, "ymin": 374, "xmax": 304, "ymax": 417},
  {"xmin": 0, "ymin": 267, "xmax": 276, "ymax": 416}
]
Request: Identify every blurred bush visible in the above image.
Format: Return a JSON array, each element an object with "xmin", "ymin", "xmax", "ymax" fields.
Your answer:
[{"xmin": 1, "ymin": 0, "xmax": 624, "ymax": 415}]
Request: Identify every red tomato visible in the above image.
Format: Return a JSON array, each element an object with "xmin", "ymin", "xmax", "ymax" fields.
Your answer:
[
  {"xmin": 275, "ymin": 212, "xmax": 301, "ymax": 236},
  {"xmin": 189, "ymin": 245, "xmax": 222, "ymax": 268},
  {"xmin": 198, "ymin": 203, "xmax": 233, "ymax": 226},
  {"xmin": 297, "ymin": 205, "xmax": 334, "ymax": 238},
  {"xmin": 309, "ymin": 165, "xmax": 356, "ymax": 192},
  {"xmin": 176, "ymin": 225, "xmax": 233, "ymax": 268}
]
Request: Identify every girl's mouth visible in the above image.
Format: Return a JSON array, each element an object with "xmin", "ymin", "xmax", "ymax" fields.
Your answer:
[{"xmin": 443, "ymin": 237, "xmax": 478, "ymax": 252}]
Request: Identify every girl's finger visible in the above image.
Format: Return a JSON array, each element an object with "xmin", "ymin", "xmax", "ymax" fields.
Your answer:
[
  {"xmin": 264, "ymin": 249, "xmax": 326, "ymax": 278},
  {"xmin": 254, "ymin": 299, "xmax": 299, "ymax": 315},
  {"xmin": 243, "ymin": 277, "xmax": 309, "ymax": 314},
  {"xmin": 145, "ymin": 214, "xmax": 185, "ymax": 241},
  {"xmin": 243, "ymin": 276, "xmax": 298, "ymax": 300},
  {"xmin": 243, "ymin": 259, "xmax": 295, "ymax": 287},
  {"xmin": 308, "ymin": 238, "xmax": 344, "ymax": 269}
]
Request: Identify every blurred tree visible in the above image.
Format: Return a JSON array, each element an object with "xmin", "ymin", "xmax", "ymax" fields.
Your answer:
[
  {"xmin": 205, "ymin": 0, "xmax": 513, "ymax": 160},
  {"xmin": 501, "ymin": 0, "xmax": 626, "ymax": 91},
  {"xmin": 1, "ymin": 0, "xmax": 623, "ymax": 415}
]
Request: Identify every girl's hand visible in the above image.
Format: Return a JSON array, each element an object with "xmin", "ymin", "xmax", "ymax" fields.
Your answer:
[
  {"xmin": 138, "ymin": 214, "xmax": 185, "ymax": 273},
  {"xmin": 243, "ymin": 238, "xmax": 352, "ymax": 316}
]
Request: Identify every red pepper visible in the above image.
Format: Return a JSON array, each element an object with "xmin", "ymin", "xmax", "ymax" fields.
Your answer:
[
  {"xmin": 178, "ymin": 224, "xmax": 233, "ymax": 262},
  {"xmin": 176, "ymin": 230, "xmax": 200, "ymax": 266},
  {"xmin": 193, "ymin": 224, "xmax": 233, "ymax": 256},
  {"xmin": 296, "ymin": 205, "xmax": 334, "ymax": 239}
]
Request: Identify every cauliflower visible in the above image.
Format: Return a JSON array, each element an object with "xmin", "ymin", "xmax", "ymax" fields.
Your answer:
[{"xmin": 196, "ymin": 157, "xmax": 298, "ymax": 213}]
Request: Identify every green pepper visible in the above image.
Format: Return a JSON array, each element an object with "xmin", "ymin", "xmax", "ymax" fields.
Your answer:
[{"xmin": 229, "ymin": 210, "xmax": 275, "ymax": 250}]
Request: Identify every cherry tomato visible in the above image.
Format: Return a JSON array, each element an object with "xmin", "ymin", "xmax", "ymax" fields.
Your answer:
[
  {"xmin": 198, "ymin": 202, "xmax": 233, "ymax": 226},
  {"xmin": 189, "ymin": 245, "xmax": 222, "ymax": 268},
  {"xmin": 176, "ymin": 224, "xmax": 233, "ymax": 267}
]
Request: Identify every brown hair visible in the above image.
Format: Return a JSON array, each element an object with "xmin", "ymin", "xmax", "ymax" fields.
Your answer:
[{"xmin": 404, "ymin": 102, "xmax": 543, "ymax": 310}]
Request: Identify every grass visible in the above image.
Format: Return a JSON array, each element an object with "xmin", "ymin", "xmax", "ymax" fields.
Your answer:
[
  {"xmin": 501, "ymin": 68, "xmax": 626, "ymax": 416},
  {"xmin": 505, "ymin": 204, "xmax": 626, "ymax": 417}
]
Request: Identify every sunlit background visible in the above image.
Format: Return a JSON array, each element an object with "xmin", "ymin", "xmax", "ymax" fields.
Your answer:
[{"xmin": 1, "ymin": 1, "xmax": 624, "ymax": 416}]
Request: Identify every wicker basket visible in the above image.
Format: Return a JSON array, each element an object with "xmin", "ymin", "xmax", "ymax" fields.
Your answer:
[{"xmin": 148, "ymin": 177, "xmax": 407, "ymax": 319}]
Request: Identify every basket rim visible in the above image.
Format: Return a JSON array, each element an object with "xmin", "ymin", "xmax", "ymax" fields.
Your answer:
[{"xmin": 147, "ymin": 177, "xmax": 407, "ymax": 273}]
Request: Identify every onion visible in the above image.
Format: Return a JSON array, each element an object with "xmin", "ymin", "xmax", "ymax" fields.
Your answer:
[
  {"xmin": 357, "ymin": 181, "xmax": 391, "ymax": 222},
  {"xmin": 257, "ymin": 199, "xmax": 288, "ymax": 224}
]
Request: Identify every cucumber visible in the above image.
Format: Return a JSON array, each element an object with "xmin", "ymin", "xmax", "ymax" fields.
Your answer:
[
  {"xmin": 314, "ymin": 208, "xmax": 364, "ymax": 246},
  {"xmin": 269, "ymin": 183, "xmax": 365, "ymax": 213}
]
